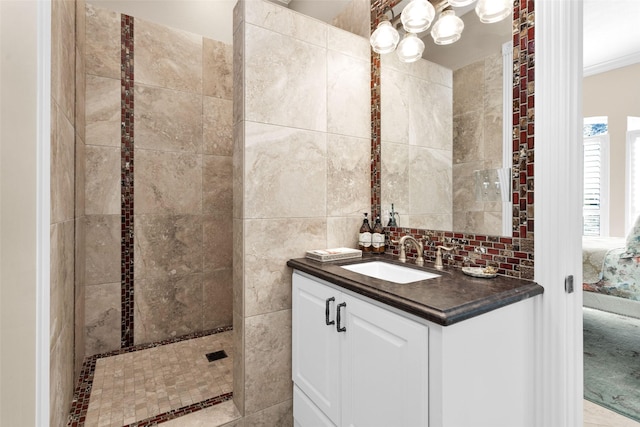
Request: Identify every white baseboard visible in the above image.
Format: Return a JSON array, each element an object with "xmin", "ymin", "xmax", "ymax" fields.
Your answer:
[{"xmin": 583, "ymin": 292, "xmax": 640, "ymax": 319}]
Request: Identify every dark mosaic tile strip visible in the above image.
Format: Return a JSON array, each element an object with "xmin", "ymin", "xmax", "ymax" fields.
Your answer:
[
  {"xmin": 124, "ymin": 392, "xmax": 234, "ymax": 426},
  {"xmin": 121, "ymin": 14, "xmax": 135, "ymax": 348},
  {"xmin": 67, "ymin": 326, "xmax": 233, "ymax": 427},
  {"xmin": 371, "ymin": 0, "xmax": 535, "ymax": 279}
]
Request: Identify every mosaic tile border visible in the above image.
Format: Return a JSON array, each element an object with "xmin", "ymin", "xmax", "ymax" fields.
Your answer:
[
  {"xmin": 67, "ymin": 326, "xmax": 233, "ymax": 426},
  {"xmin": 121, "ymin": 13, "xmax": 135, "ymax": 348},
  {"xmin": 371, "ymin": 0, "xmax": 535, "ymax": 279}
]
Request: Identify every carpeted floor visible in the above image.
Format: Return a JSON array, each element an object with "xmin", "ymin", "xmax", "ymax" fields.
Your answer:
[{"xmin": 583, "ymin": 307, "xmax": 640, "ymax": 422}]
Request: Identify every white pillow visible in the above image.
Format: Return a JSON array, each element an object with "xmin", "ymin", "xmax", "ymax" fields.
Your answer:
[{"xmin": 621, "ymin": 215, "xmax": 640, "ymax": 259}]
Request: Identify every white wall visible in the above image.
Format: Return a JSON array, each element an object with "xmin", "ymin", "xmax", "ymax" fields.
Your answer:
[
  {"xmin": 0, "ymin": 1, "xmax": 41, "ymax": 425},
  {"xmin": 583, "ymin": 62, "xmax": 640, "ymax": 237}
]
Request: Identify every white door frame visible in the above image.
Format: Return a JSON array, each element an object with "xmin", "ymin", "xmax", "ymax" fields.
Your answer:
[{"xmin": 534, "ymin": 0, "xmax": 583, "ymax": 426}]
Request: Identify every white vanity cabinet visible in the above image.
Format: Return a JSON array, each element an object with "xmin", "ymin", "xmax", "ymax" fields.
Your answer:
[
  {"xmin": 292, "ymin": 269, "xmax": 538, "ymax": 427},
  {"xmin": 292, "ymin": 271, "xmax": 429, "ymax": 427}
]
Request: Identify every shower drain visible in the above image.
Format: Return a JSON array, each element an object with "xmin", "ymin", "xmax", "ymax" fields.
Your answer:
[{"xmin": 205, "ymin": 350, "xmax": 228, "ymax": 362}]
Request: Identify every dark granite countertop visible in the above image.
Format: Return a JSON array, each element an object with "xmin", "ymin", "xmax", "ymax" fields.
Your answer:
[{"xmin": 287, "ymin": 254, "xmax": 543, "ymax": 326}]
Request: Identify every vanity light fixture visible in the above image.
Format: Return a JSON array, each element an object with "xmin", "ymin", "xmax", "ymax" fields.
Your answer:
[
  {"xmin": 370, "ymin": 0, "xmax": 511, "ymax": 61},
  {"xmin": 430, "ymin": 8, "xmax": 464, "ymax": 45}
]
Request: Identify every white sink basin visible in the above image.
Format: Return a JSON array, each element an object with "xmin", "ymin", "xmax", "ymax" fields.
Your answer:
[{"xmin": 341, "ymin": 261, "xmax": 440, "ymax": 284}]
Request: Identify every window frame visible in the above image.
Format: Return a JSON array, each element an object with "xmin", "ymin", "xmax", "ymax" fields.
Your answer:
[
  {"xmin": 626, "ymin": 129, "xmax": 640, "ymax": 233},
  {"xmin": 583, "ymin": 133, "xmax": 610, "ymax": 236}
]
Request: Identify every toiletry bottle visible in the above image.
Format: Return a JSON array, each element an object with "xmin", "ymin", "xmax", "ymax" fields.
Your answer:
[
  {"xmin": 387, "ymin": 204, "xmax": 397, "ymax": 227},
  {"xmin": 358, "ymin": 213, "xmax": 372, "ymax": 252},
  {"xmin": 372, "ymin": 215, "xmax": 385, "ymax": 253}
]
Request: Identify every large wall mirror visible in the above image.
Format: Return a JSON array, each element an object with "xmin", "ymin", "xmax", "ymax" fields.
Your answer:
[{"xmin": 371, "ymin": 0, "xmax": 535, "ymax": 278}]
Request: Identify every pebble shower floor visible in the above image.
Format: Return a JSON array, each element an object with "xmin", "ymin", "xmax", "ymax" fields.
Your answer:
[{"xmin": 67, "ymin": 327, "xmax": 233, "ymax": 426}]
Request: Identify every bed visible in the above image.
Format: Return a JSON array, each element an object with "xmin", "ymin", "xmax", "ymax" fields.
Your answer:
[{"xmin": 582, "ymin": 216, "xmax": 640, "ymax": 318}]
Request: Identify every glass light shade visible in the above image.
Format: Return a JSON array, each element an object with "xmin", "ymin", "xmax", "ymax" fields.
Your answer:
[
  {"xmin": 396, "ymin": 33, "xmax": 425, "ymax": 63},
  {"xmin": 447, "ymin": 0, "xmax": 475, "ymax": 6},
  {"xmin": 401, "ymin": 0, "xmax": 436, "ymax": 33},
  {"xmin": 475, "ymin": 0, "xmax": 511, "ymax": 24},
  {"xmin": 370, "ymin": 20, "xmax": 400, "ymax": 54},
  {"xmin": 430, "ymin": 10, "xmax": 464, "ymax": 45}
]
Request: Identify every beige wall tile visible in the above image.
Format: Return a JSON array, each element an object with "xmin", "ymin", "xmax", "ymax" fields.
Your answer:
[
  {"xmin": 453, "ymin": 60, "xmax": 484, "ymax": 117},
  {"xmin": 50, "ymin": 221, "xmax": 75, "ymax": 350},
  {"xmin": 85, "ymin": 282, "xmax": 122, "ymax": 356},
  {"xmin": 51, "ymin": 103, "xmax": 76, "ymax": 224},
  {"xmin": 326, "ymin": 216, "xmax": 361, "ymax": 249},
  {"xmin": 233, "ymin": 123, "xmax": 244, "ymax": 219},
  {"xmin": 85, "ymin": 75, "xmax": 120, "ymax": 147},
  {"xmin": 243, "ymin": 399, "xmax": 293, "ymax": 427},
  {"xmin": 409, "ymin": 147, "xmax": 452, "ymax": 215},
  {"xmin": 233, "ymin": 219, "xmax": 244, "ymax": 319},
  {"xmin": 381, "ymin": 141, "xmax": 410, "ymax": 217},
  {"xmin": 85, "ymin": 214, "xmax": 120, "ymax": 286},
  {"xmin": 244, "ymin": 218, "xmax": 326, "ymax": 317},
  {"xmin": 51, "ymin": 0, "xmax": 75, "ymax": 123},
  {"xmin": 75, "ymin": 216, "xmax": 86, "ymax": 376},
  {"xmin": 86, "ymin": 3, "xmax": 120, "ymax": 79},
  {"xmin": 134, "ymin": 273, "xmax": 204, "ymax": 344},
  {"xmin": 75, "ymin": 132, "xmax": 86, "ymax": 219},
  {"xmin": 204, "ymin": 214, "xmax": 233, "ymax": 272},
  {"xmin": 453, "ymin": 110, "xmax": 483, "ymax": 164},
  {"xmin": 203, "ymin": 269, "xmax": 233, "ymax": 330},
  {"xmin": 134, "ymin": 214, "xmax": 203, "ymax": 280},
  {"xmin": 75, "ymin": 0, "xmax": 87, "ymax": 141},
  {"xmin": 381, "ymin": 53, "xmax": 452, "ymax": 88},
  {"xmin": 204, "ymin": 96, "xmax": 233, "ymax": 156},
  {"xmin": 327, "ymin": 25, "xmax": 370, "ymax": 62},
  {"xmin": 134, "ymin": 84, "xmax": 203, "ymax": 153},
  {"xmin": 327, "ymin": 134, "xmax": 370, "ymax": 216},
  {"xmin": 381, "ymin": 67, "xmax": 410, "ymax": 145},
  {"xmin": 244, "ymin": 122, "xmax": 326, "ymax": 219},
  {"xmin": 204, "ymin": 155, "xmax": 233, "ymax": 215},
  {"xmin": 327, "ymin": 50, "xmax": 370, "ymax": 139},
  {"xmin": 232, "ymin": 311, "xmax": 245, "ymax": 413},
  {"xmin": 330, "ymin": 0, "xmax": 370, "ymax": 40},
  {"xmin": 232, "ymin": 23, "xmax": 244, "ymax": 126},
  {"xmin": 85, "ymin": 145, "xmax": 120, "ymax": 215},
  {"xmin": 49, "ymin": 321, "xmax": 75, "ymax": 427},
  {"xmin": 244, "ymin": 310, "xmax": 292, "ymax": 414},
  {"xmin": 244, "ymin": 24, "xmax": 327, "ymax": 131},
  {"xmin": 135, "ymin": 18, "xmax": 203, "ymax": 94},
  {"xmin": 245, "ymin": 0, "xmax": 326, "ymax": 47},
  {"xmin": 203, "ymin": 38, "xmax": 233, "ymax": 100},
  {"xmin": 135, "ymin": 149, "xmax": 202, "ymax": 214}
]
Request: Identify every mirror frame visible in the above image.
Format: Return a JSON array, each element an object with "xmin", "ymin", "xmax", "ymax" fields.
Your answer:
[{"xmin": 370, "ymin": 0, "xmax": 536, "ymax": 279}]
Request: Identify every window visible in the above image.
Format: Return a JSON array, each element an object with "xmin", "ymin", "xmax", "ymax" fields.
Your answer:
[
  {"xmin": 583, "ymin": 117, "xmax": 609, "ymax": 236},
  {"xmin": 627, "ymin": 117, "xmax": 640, "ymax": 233}
]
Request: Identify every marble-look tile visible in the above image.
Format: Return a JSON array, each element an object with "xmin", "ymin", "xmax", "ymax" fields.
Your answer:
[
  {"xmin": 453, "ymin": 60, "xmax": 484, "ymax": 117},
  {"xmin": 481, "ymin": 211, "xmax": 503, "ymax": 236},
  {"xmin": 381, "ymin": 67, "xmax": 410, "ymax": 145},
  {"xmin": 203, "ymin": 38, "xmax": 233, "ymax": 100},
  {"xmin": 204, "ymin": 96, "xmax": 233, "ymax": 156},
  {"xmin": 135, "ymin": 18, "xmax": 203, "ymax": 94},
  {"xmin": 484, "ymin": 52, "xmax": 504, "ymax": 109},
  {"xmin": 162, "ymin": 400, "xmax": 241, "ymax": 427},
  {"xmin": 327, "ymin": 25, "xmax": 369, "ymax": 60},
  {"xmin": 453, "ymin": 110, "xmax": 484, "ymax": 165},
  {"xmin": 85, "ymin": 145, "xmax": 120, "ymax": 215},
  {"xmin": 50, "ymin": 220, "xmax": 75, "ymax": 349},
  {"xmin": 233, "ymin": 22, "xmax": 245, "ymax": 126},
  {"xmin": 326, "ymin": 216, "xmax": 361, "ymax": 249},
  {"xmin": 49, "ymin": 320, "xmax": 75, "ymax": 427},
  {"xmin": 203, "ymin": 269, "xmax": 233, "ymax": 330},
  {"xmin": 75, "ymin": 132, "xmax": 86, "ymax": 219},
  {"xmin": 245, "ymin": 24, "xmax": 327, "ymax": 132},
  {"xmin": 244, "ymin": 218, "xmax": 326, "ymax": 317},
  {"xmin": 85, "ymin": 215, "xmax": 120, "ymax": 286},
  {"xmin": 134, "ymin": 84, "xmax": 203, "ymax": 153},
  {"xmin": 233, "ymin": 219, "xmax": 244, "ymax": 319},
  {"xmin": 134, "ymin": 214, "xmax": 203, "ymax": 280},
  {"xmin": 245, "ymin": 0, "xmax": 327, "ymax": 47},
  {"xmin": 85, "ymin": 74, "xmax": 120, "ymax": 147},
  {"xmin": 410, "ymin": 147, "xmax": 452, "ymax": 216},
  {"xmin": 408, "ymin": 75, "xmax": 453, "ymax": 151},
  {"xmin": 326, "ymin": 134, "xmax": 370, "ymax": 216},
  {"xmin": 243, "ymin": 399, "xmax": 293, "ymax": 427},
  {"xmin": 204, "ymin": 214, "xmax": 233, "ymax": 272},
  {"xmin": 327, "ymin": 50, "xmax": 370, "ymax": 139},
  {"xmin": 244, "ymin": 310, "xmax": 292, "ymax": 414},
  {"xmin": 85, "ymin": 282, "xmax": 121, "ymax": 356},
  {"xmin": 134, "ymin": 273, "xmax": 204, "ymax": 345},
  {"xmin": 51, "ymin": 0, "xmax": 75, "ymax": 124},
  {"xmin": 244, "ymin": 122, "xmax": 326, "ymax": 219},
  {"xmin": 483, "ymin": 101, "xmax": 504, "ymax": 168},
  {"xmin": 233, "ymin": 124, "xmax": 244, "ymax": 220},
  {"xmin": 75, "ymin": 0, "xmax": 86, "ymax": 141},
  {"xmin": 85, "ymin": 4, "xmax": 120, "ymax": 79},
  {"xmin": 51, "ymin": 103, "xmax": 75, "ymax": 224},
  {"xmin": 233, "ymin": 0, "xmax": 245, "ymax": 36},
  {"xmin": 381, "ymin": 53, "xmax": 452, "ymax": 88},
  {"xmin": 135, "ymin": 149, "xmax": 202, "ymax": 214},
  {"xmin": 452, "ymin": 162, "xmax": 482, "ymax": 215},
  {"xmin": 74, "ymin": 216, "xmax": 86, "ymax": 376},
  {"xmin": 409, "ymin": 214, "xmax": 452, "ymax": 231},
  {"xmin": 381, "ymin": 141, "xmax": 409, "ymax": 217},
  {"xmin": 330, "ymin": 0, "xmax": 370, "ymax": 39},
  {"xmin": 203, "ymin": 155, "xmax": 233, "ymax": 214}
]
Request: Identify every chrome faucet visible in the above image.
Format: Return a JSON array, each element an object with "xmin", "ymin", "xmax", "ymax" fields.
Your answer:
[{"xmin": 398, "ymin": 235, "xmax": 424, "ymax": 266}]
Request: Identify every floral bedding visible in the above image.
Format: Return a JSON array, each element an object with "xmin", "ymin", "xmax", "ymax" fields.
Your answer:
[{"xmin": 582, "ymin": 217, "xmax": 640, "ymax": 301}]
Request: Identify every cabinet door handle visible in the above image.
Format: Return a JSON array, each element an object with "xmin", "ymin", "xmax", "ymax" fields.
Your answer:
[
  {"xmin": 336, "ymin": 302, "xmax": 347, "ymax": 333},
  {"xmin": 325, "ymin": 297, "xmax": 335, "ymax": 325}
]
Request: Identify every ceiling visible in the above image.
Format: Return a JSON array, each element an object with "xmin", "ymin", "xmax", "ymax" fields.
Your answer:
[{"xmin": 89, "ymin": 0, "xmax": 640, "ymax": 75}]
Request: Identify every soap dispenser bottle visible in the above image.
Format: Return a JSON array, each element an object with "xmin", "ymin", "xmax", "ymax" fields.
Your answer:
[
  {"xmin": 358, "ymin": 213, "xmax": 372, "ymax": 253},
  {"xmin": 372, "ymin": 215, "xmax": 385, "ymax": 254}
]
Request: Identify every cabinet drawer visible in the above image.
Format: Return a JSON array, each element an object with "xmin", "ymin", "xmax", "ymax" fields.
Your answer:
[{"xmin": 294, "ymin": 386, "xmax": 336, "ymax": 427}]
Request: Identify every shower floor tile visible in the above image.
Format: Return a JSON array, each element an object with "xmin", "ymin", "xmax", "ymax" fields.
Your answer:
[{"xmin": 81, "ymin": 330, "xmax": 232, "ymax": 427}]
